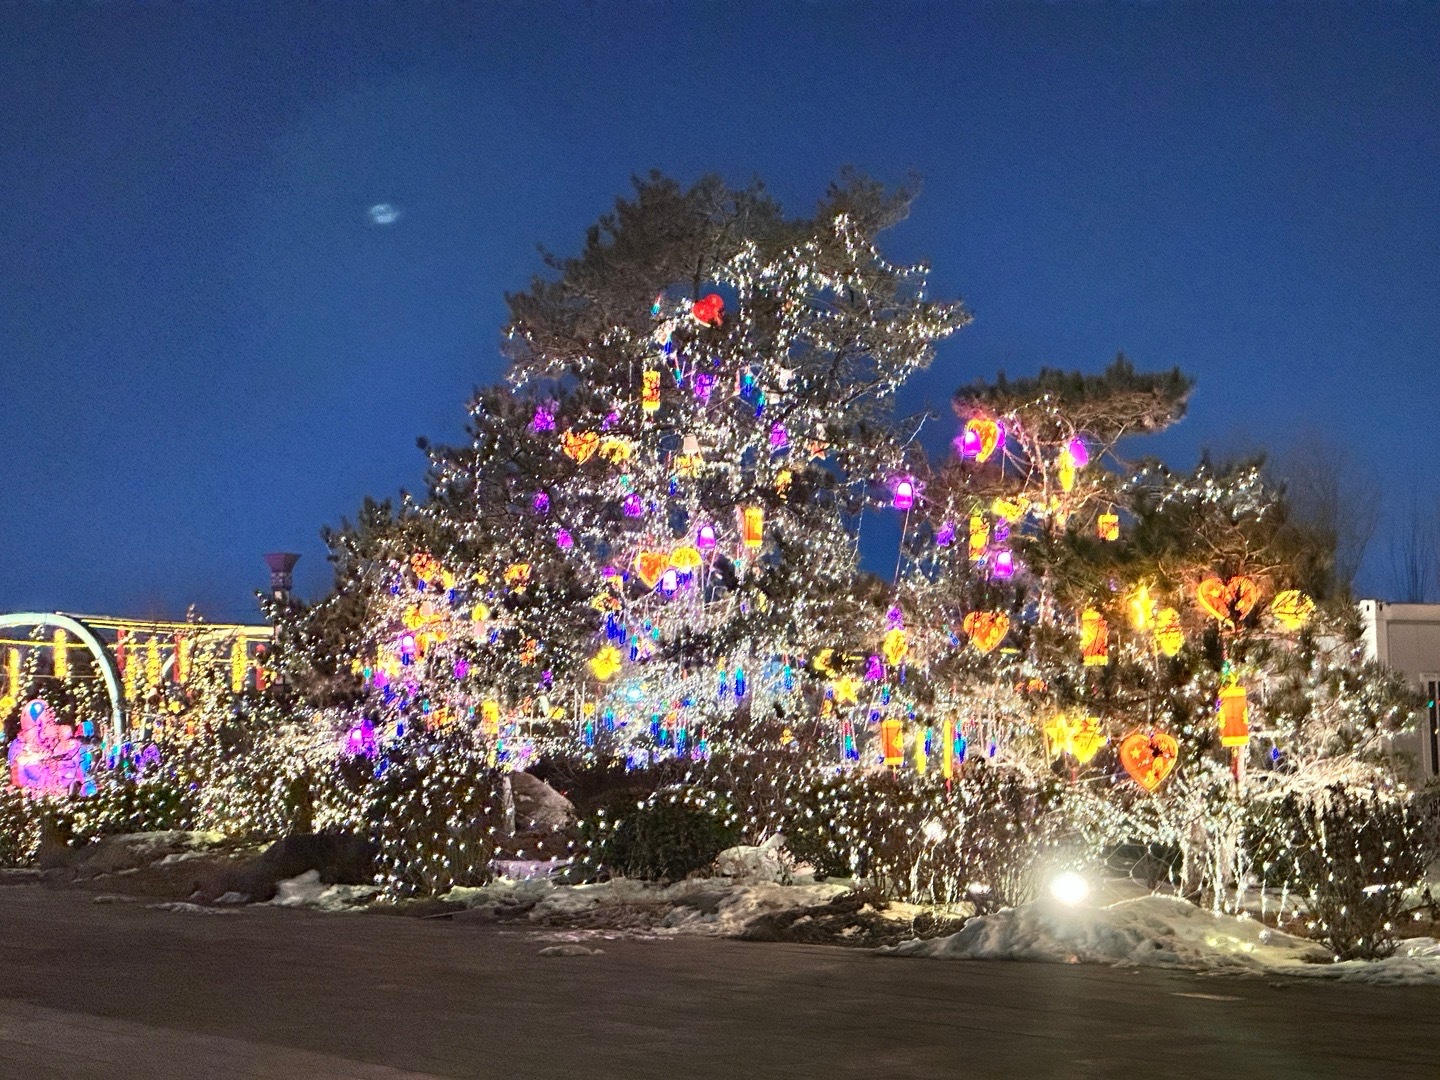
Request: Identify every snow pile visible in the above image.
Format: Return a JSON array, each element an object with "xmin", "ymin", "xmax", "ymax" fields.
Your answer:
[
  {"xmin": 886, "ymin": 895, "xmax": 1440, "ymax": 985},
  {"xmin": 269, "ymin": 870, "xmax": 380, "ymax": 912},
  {"xmin": 713, "ymin": 835, "xmax": 801, "ymax": 884},
  {"xmin": 886, "ymin": 895, "xmax": 1327, "ymax": 972}
]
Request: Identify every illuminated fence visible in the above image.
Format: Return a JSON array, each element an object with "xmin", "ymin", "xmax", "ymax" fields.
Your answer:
[{"xmin": 0, "ymin": 611, "xmax": 272, "ymax": 748}]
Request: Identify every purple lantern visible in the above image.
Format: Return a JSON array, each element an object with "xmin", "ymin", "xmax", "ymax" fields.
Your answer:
[
  {"xmin": 622, "ymin": 494, "xmax": 644, "ymax": 517},
  {"xmin": 992, "ymin": 550, "xmax": 1015, "ymax": 580},
  {"xmin": 696, "ymin": 523, "xmax": 718, "ymax": 552},
  {"xmin": 892, "ymin": 477, "xmax": 916, "ymax": 511}
]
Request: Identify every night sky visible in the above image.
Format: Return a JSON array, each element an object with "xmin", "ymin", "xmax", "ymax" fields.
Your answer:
[{"xmin": 3, "ymin": 3, "xmax": 1437, "ymax": 619}]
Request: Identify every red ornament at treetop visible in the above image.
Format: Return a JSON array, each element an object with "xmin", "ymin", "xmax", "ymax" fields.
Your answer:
[{"xmin": 692, "ymin": 293, "xmax": 725, "ymax": 326}]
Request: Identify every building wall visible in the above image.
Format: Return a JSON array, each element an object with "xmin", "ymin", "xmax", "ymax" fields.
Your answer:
[{"xmin": 1359, "ymin": 600, "xmax": 1440, "ymax": 779}]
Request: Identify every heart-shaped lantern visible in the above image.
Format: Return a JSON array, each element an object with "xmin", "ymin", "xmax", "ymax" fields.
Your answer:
[
  {"xmin": 1270, "ymin": 589, "xmax": 1315, "ymax": 631},
  {"xmin": 1118, "ymin": 731, "xmax": 1179, "ymax": 793},
  {"xmin": 692, "ymin": 293, "xmax": 725, "ymax": 326},
  {"xmin": 962, "ymin": 611, "xmax": 1010, "ymax": 654},
  {"xmin": 964, "ymin": 418, "xmax": 1003, "ymax": 463},
  {"xmin": 634, "ymin": 550, "xmax": 668, "ymax": 590},
  {"xmin": 1196, "ymin": 576, "xmax": 1261, "ymax": 624},
  {"xmin": 561, "ymin": 430, "xmax": 600, "ymax": 464}
]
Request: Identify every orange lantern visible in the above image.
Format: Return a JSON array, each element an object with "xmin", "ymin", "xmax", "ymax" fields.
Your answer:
[
  {"xmin": 880, "ymin": 717, "xmax": 904, "ymax": 766},
  {"xmin": 634, "ymin": 550, "xmax": 667, "ymax": 589},
  {"xmin": 561, "ymin": 430, "xmax": 600, "ymax": 464},
  {"xmin": 1218, "ymin": 685, "xmax": 1250, "ymax": 747},
  {"xmin": 1270, "ymin": 589, "xmax": 1315, "ymax": 631},
  {"xmin": 1069, "ymin": 716, "xmax": 1106, "ymax": 763},
  {"xmin": 1197, "ymin": 575, "xmax": 1260, "ymax": 624},
  {"xmin": 962, "ymin": 611, "xmax": 1010, "ymax": 653},
  {"xmin": 742, "ymin": 506, "xmax": 764, "ymax": 549},
  {"xmin": 968, "ymin": 515, "xmax": 988, "ymax": 562},
  {"xmin": 942, "ymin": 717, "xmax": 956, "ymax": 780},
  {"xmin": 1119, "ymin": 731, "xmax": 1178, "ymax": 792},
  {"xmin": 1080, "ymin": 609, "xmax": 1109, "ymax": 667}
]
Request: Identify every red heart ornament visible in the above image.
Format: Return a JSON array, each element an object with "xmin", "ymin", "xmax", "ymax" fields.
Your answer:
[
  {"xmin": 1196, "ymin": 576, "xmax": 1261, "ymax": 623},
  {"xmin": 1119, "ymin": 731, "xmax": 1178, "ymax": 793},
  {"xmin": 692, "ymin": 293, "xmax": 725, "ymax": 326},
  {"xmin": 962, "ymin": 611, "xmax": 1010, "ymax": 653}
]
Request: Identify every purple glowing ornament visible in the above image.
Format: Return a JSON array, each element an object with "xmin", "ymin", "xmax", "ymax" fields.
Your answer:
[
  {"xmin": 892, "ymin": 477, "xmax": 916, "ymax": 511},
  {"xmin": 696, "ymin": 523, "xmax": 718, "ymax": 552},
  {"xmin": 865, "ymin": 655, "xmax": 886, "ymax": 681},
  {"xmin": 693, "ymin": 372, "xmax": 716, "ymax": 403},
  {"xmin": 992, "ymin": 550, "xmax": 1016, "ymax": 580},
  {"xmin": 622, "ymin": 494, "xmax": 644, "ymax": 517},
  {"xmin": 1066, "ymin": 437, "xmax": 1090, "ymax": 468},
  {"xmin": 453, "ymin": 659, "xmax": 469, "ymax": 680},
  {"xmin": 660, "ymin": 569, "xmax": 679, "ymax": 595},
  {"xmin": 555, "ymin": 528, "xmax": 574, "ymax": 550},
  {"xmin": 955, "ymin": 428, "xmax": 981, "ymax": 459},
  {"xmin": 887, "ymin": 605, "xmax": 904, "ymax": 629},
  {"xmin": 532, "ymin": 491, "xmax": 550, "ymax": 514},
  {"xmin": 530, "ymin": 403, "xmax": 556, "ymax": 433},
  {"xmin": 936, "ymin": 521, "xmax": 956, "ymax": 547},
  {"xmin": 770, "ymin": 423, "xmax": 788, "ymax": 449}
]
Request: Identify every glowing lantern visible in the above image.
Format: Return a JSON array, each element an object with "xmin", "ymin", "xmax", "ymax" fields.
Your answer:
[
  {"xmin": 1057, "ymin": 448, "xmax": 1078, "ymax": 493},
  {"xmin": 51, "ymin": 630, "xmax": 68, "ymax": 682},
  {"xmin": 1153, "ymin": 607, "xmax": 1184, "ymax": 657},
  {"xmin": 696, "ymin": 523, "xmax": 718, "ymax": 552},
  {"xmin": 660, "ymin": 569, "xmax": 679, "ymax": 595},
  {"xmin": 481, "ymin": 700, "xmax": 501, "ymax": 735},
  {"xmin": 589, "ymin": 646, "xmax": 622, "ymax": 681},
  {"xmin": 1270, "ymin": 590, "xmax": 1315, "ymax": 631},
  {"xmin": 1066, "ymin": 437, "xmax": 1090, "ymax": 469},
  {"xmin": 914, "ymin": 729, "xmax": 928, "ymax": 774},
  {"xmin": 892, "ymin": 477, "xmax": 916, "ymax": 511},
  {"xmin": 1218, "ymin": 685, "xmax": 1250, "ymax": 747},
  {"xmin": 955, "ymin": 427, "xmax": 981, "ymax": 459},
  {"xmin": 942, "ymin": 717, "xmax": 956, "ymax": 779},
  {"xmin": 1196, "ymin": 575, "xmax": 1260, "ymax": 624},
  {"xmin": 968, "ymin": 516, "xmax": 989, "ymax": 562},
  {"xmin": 642, "ymin": 370, "xmax": 662, "ymax": 413},
  {"xmin": 742, "ymin": 506, "xmax": 764, "ymax": 549},
  {"xmin": 992, "ymin": 496, "xmax": 1028, "ymax": 522},
  {"xmin": 692, "ymin": 292, "xmax": 725, "ymax": 326},
  {"xmin": 145, "ymin": 637, "xmax": 162, "ymax": 688},
  {"xmin": 471, "ymin": 602, "xmax": 490, "ymax": 623},
  {"xmin": 1097, "ymin": 513, "xmax": 1120, "ymax": 541},
  {"xmin": 670, "ymin": 546, "xmax": 702, "ymax": 572},
  {"xmin": 1129, "ymin": 584, "xmax": 1155, "ymax": 630},
  {"xmin": 963, "ymin": 417, "xmax": 1003, "ymax": 463},
  {"xmin": 598, "ymin": 436, "xmax": 634, "ymax": 463},
  {"xmin": 882, "ymin": 628, "xmax": 908, "ymax": 666},
  {"xmin": 992, "ymin": 550, "xmax": 1015, "ymax": 580},
  {"xmin": 1119, "ymin": 731, "xmax": 1179, "ymax": 792},
  {"xmin": 770, "ymin": 423, "xmax": 788, "ymax": 449},
  {"xmin": 1068, "ymin": 717, "xmax": 1106, "ymax": 764},
  {"xmin": 174, "ymin": 634, "xmax": 191, "ymax": 684},
  {"xmin": 1080, "ymin": 609, "xmax": 1109, "ymax": 667},
  {"xmin": 230, "ymin": 641, "xmax": 247, "ymax": 693},
  {"xmin": 880, "ymin": 717, "xmax": 904, "ymax": 766},
  {"xmin": 504, "ymin": 563, "xmax": 532, "ymax": 590},
  {"xmin": 962, "ymin": 611, "xmax": 1010, "ymax": 653},
  {"xmin": 635, "ymin": 550, "xmax": 667, "ymax": 589}
]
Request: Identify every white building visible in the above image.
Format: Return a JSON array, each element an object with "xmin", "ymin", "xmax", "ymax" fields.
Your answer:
[{"xmin": 1359, "ymin": 600, "xmax": 1440, "ymax": 779}]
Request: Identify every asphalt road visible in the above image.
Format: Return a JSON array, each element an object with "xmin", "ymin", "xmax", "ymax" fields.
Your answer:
[{"xmin": 0, "ymin": 883, "xmax": 1433, "ymax": 1079}]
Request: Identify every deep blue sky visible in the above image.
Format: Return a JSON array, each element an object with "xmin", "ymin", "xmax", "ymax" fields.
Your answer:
[{"xmin": 3, "ymin": 3, "xmax": 1437, "ymax": 619}]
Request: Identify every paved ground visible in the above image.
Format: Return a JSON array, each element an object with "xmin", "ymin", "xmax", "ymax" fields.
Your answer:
[{"xmin": 0, "ymin": 883, "xmax": 1434, "ymax": 1079}]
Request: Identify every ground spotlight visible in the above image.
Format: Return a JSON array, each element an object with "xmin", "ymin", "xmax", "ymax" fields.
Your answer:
[{"xmin": 1049, "ymin": 870, "xmax": 1091, "ymax": 907}]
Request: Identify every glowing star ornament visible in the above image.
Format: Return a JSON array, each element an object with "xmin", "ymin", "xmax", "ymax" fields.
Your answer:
[
  {"xmin": 589, "ymin": 646, "xmax": 622, "ymax": 682},
  {"xmin": 1270, "ymin": 589, "xmax": 1315, "ymax": 631},
  {"xmin": 1042, "ymin": 715, "xmax": 1072, "ymax": 759},
  {"xmin": 1080, "ymin": 609, "xmax": 1109, "ymax": 667},
  {"xmin": 1196, "ymin": 575, "xmax": 1261, "ymax": 624},
  {"xmin": 692, "ymin": 292, "xmax": 725, "ymax": 326},
  {"xmin": 1152, "ymin": 607, "xmax": 1184, "ymax": 657},
  {"xmin": 832, "ymin": 674, "xmax": 860, "ymax": 705},
  {"xmin": 1218, "ymin": 685, "xmax": 1250, "ymax": 747},
  {"xmin": 1119, "ymin": 731, "xmax": 1179, "ymax": 792},
  {"xmin": 561, "ymin": 430, "xmax": 600, "ymax": 463},
  {"xmin": 962, "ymin": 611, "xmax": 1010, "ymax": 653}
]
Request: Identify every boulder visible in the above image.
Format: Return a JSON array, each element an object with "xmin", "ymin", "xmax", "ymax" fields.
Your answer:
[
  {"xmin": 714, "ymin": 834, "xmax": 794, "ymax": 884},
  {"xmin": 510, "ymin": 772, "xmax": 576, "ymax": 832},
  {"xmin": 198, "ymin": 833, "xmax": 377, "ymax": 903}
]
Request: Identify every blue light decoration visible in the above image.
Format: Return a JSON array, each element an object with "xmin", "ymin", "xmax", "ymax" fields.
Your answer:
[
  {"xmin": 734, "ymin": 668, "xmax": 747, "ymax": 697},
  {"xmin": 953, "ymin": 728, "xmax": 967, "ymax": 763}
]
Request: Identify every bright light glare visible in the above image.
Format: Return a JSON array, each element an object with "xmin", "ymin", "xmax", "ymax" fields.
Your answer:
[
  {"xmin": 922, "ymin": 819, "xmax": 946, "ymax": 843},
  {"xmin": 1049, "ymin": 871, "xmax": 1091, "ymax": 906}
]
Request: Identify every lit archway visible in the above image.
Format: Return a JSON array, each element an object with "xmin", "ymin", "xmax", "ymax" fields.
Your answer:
[{"xmin": 0, "ymin": 613, "xmax": 125, "ymax": 746}]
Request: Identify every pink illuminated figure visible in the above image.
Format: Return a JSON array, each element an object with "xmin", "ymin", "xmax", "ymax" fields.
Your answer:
[{"xmin": 8, "ymin": 700, "xmax": 90, "ymax": 798}]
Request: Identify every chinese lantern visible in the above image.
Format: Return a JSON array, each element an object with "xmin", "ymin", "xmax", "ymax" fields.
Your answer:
[
  {"xmin": 52, "ymin": 629, "xmax": 68, "ymax": 682},
  {"xmin": 942, "ymin": 717, "xmax": 956, "ymax": 779},
  {"xmin": 174, "ymin": 634, "xmax": 191, "ymax": 684},
  {"xmin": 1098, "ymin": 513, "xmax": 1120, "ymax": 541},
  {"xmin": 642, "ymin": 370, "xmax": 661, "ymax": 413},
  {"xmin": 882, "ymin": 628, "xmax": 908, "ymax": 666},
  {"xmin": 1068, "ymin": 716, "xmax": 1106, "ymax": 764},
  {"xmin": 892, "ymin": 477, "xmax": 916, "ymax": 510},
  {"xmin": 742, "ymin": 506, "xmax": 764, "ymax": 549},
  {"xmin": 1218, "ymin": 685, "xmax": 1250, "ymax": 747},
  {"xmin": 1080, "ymin": 609, "xmax": 1109, "ymax": 667},
  {"xmin": 880, "ymin": 717, "xmax": 904, "ymax": 766},
  {"xmin": 968, "ymin": 516, "xmax": 988, "ymax": 562},
  {"xmin": 481, "ymin": 700, "xmax": 501, "ymax": 736},
  {"xmin": 1153, "ymin": 607, "xmax": 1184, "ymax": 657},
  {"xmin": 230, "ymin": 641, "xmax": 247, "ymax": 693}
]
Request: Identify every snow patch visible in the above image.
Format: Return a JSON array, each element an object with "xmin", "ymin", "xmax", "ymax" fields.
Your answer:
[{"xmin": 269, "ymin": 870, "xmax": 380, "ymax": 912}]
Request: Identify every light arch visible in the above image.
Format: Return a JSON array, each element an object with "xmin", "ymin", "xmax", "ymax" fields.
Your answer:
[{"xmin": 0, "ymin": 613, "xmax": 125, "ymax": 746}]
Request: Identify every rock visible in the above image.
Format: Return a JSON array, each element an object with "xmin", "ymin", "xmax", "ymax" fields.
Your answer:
[
  {"xmin": 714, "ymin": 834, "xmax": 794, "ymax": 884},
  {"xmin": 74, "ymin": 832, "xmax": 226, "ymax": 876},
  {"xmin": 198, "ymin": 833, "xmax": 376, "ymax": 904},
  {"xmin": 510, "ymin": 772, "xmax": 576, "ymax": 832}
]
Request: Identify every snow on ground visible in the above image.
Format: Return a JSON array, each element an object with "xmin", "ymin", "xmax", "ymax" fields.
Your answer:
[
  {"xmin": 885, "ymin": 895, "xmax": 1440, "ymax": 986},
  {"xmin": 269, "ymin": 870, "xmax": 381, "ymax": 912}
]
